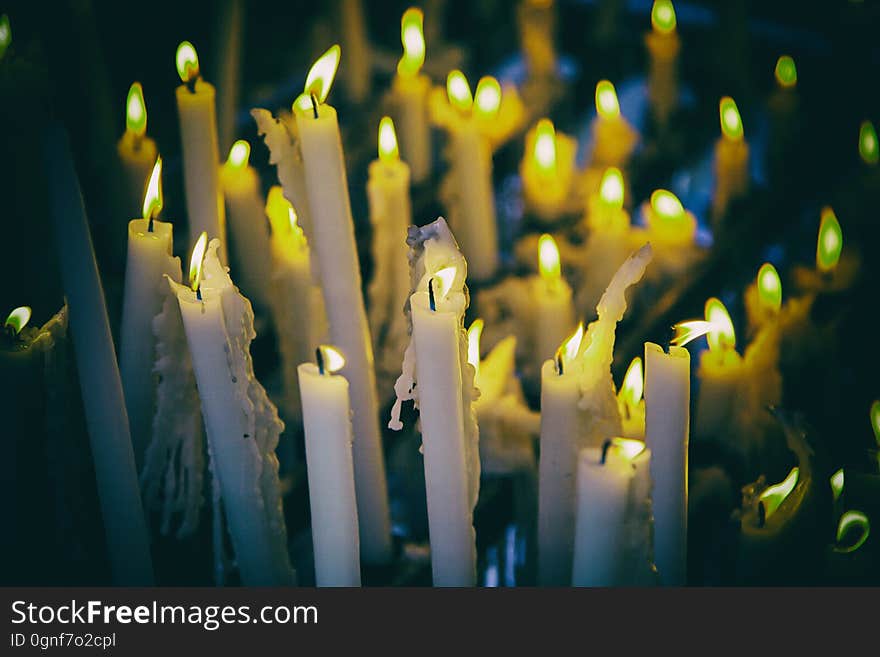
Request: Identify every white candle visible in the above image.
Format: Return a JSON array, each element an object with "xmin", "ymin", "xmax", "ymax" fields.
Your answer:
[
  {"xmin": 694, "ymin": 298, "xmax": 744, "ymax": 439},
  {"xmin": 292, "ymin": 46, "xmax": 391, "ymax": 564},
  {"xmin": 170, "ymin": 236, "xmax": 295, "ymax": 586},
  {"xmin": 644, "ymin": 341, "xmax": 690, "ymax": 585},
  {"xmin": 643, "ymin": 189, "xmax": 700, "ymax": 278},
  {"xmin": 298, "ymin": 346, "xmax": 361, "ymax": 587},
  {"xmin": 713, "ymin": 97, "xmax": 749, "ymax": 221},
  {"xmin": 175, "ymin": 41, "xmax": 227, "ymax": 262},
  {"xmin": 116, "ymin": 82, "xmax": 157, "ymax": 217},
  {"xmin": 532, "ymin": 234, "xmax": 575, "ymax": 370},
  {"xmin": 591, "ymin": 80, "xmax": 638, "ymax": 168},
  {"xmin": 120, "ymin": 158, "xmax": 182, "ymax": 468},
  {"xmin": 520, "ymin": 119, "xmax": 577, "ymax": 222},
  {"xmin": 219, "ymin": 140, "xmax": 272, "ymax": 310},
  {"xmin": 644, "ymin": 0, "xmax": 680, "ymax": 127}
]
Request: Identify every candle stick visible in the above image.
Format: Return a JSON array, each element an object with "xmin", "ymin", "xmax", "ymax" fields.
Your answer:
[
  {"xmin": 175, "ymin": 41, "xmax": 227, "ymax": 262},
  {"xmin": 744, "ymin": 262, "xmax": 782, "ymax": 332},
  {"xmin": 644, "ymin": 0, "xmax": 680, "ymax": 127},
  {"xmin": 591, "ymin": 80, "xmax": 638, "ymax": 168},
  {"xmin": 516, "ymin": 0, "xmax": 557, "ymax": 82},
  {"xmin": 531, "ymin": 234, "xmax": 575, "ymax": 371},
  {"xmin": 338, "ymin": 0, "xmax": 371, "ymax": 104},
  {"xmin": 694, "ymin": 298, "xmax": 743, "ymax": 441},
  {"xmin": 520, "ymin": 118, "xmax": 577, "ymax": 222},
  {"xmin": 292, "ymin": 46, "xmax": 392, "ymax": 564},
  {"xmin": 298, "ymin": 345, "xmax": 361, "ymax": 587},
  {"xmin": 170, "ymin": 236, "xmax": 295, "ymax": 585},
  {"xmin": 219, "ymin": 140, "xmax": 272, "ymax": 310},
  {"xmin": 643, "ymin": 189, "xmax": 699, "ymax": 277},
  {"xmin": 712, "ymin": 96, "xmax": 750, "ymax": 221},
  {"xmin": 116, "ymin": 82, "xmax": 157, "ymax": 218}
]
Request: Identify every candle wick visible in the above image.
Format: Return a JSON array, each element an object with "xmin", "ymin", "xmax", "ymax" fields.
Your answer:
[
  {"xmin": 310, "ymin": 93, "xmax": 319, "ymax": 119},
  {"xmin": 756, "ymin": 501, "xmax": 767, "ymax": 528},
  {"xmin": 600, "ymin": 438, "xmax": 612, "ymax": 465},
  {"xmin": 196, "ymin": 286, "xmax": 202, "ymax": 301},
  {"xmin": 186, "ymin": 76, "xmax": 197, "ymax": 94},
  {"xmin": 316, "ymin": 347, "xmax": 325, "ymax": 375},
  {"xmin": 428, "ymin": 278, "xmax": 436, "ymax": 312},
  {"xmin": 555, "ymin": 350, "xmax": 564, "ymax": 375},
  {"xmin": 147, "ymin": 216, "xmax": 154, "ymax": 233}
]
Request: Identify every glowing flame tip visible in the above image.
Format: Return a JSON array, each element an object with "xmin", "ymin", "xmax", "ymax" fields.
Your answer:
[
  {"xmin": 175, "ymin": 41, "xmax": 199, "ymax": 83},
  {"xmin": 5, "ymin": 306, "xmax": 31, "ymax": 336},
  {"xmin": 188, "ymin": 232, "xmax": 209, "ymax": 293}
]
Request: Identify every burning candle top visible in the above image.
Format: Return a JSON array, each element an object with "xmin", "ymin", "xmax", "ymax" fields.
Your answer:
[
  {"xmin": 591, "ymin": 79, "xmax": 638, "ymax": 167},
  {"xmin": 859, "ymin": 121, "xmax": 879, "ymax": 166}
]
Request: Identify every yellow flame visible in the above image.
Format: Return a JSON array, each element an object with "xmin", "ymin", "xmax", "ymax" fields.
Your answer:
[
  {"xmin": 670, "ymin": 320, "xmax": 714, "ymax": 347},
  {"xmin": 533, "ymin": 118, "xmax": 557, "ymax": 177},
  {"xmin": 870, "ymin": 400, "xmax": 880, "ymax": 445},
  {"xmin": 719, "ymin": 96, "xmax": 744, "ymax": 141},
  {"xmin": 834, "ymin": 510, "xmax": 870, "ymax": 553},
  {"xmin": 142, "ymin": 156, "xmax": 163, "ymax": 220},
  {"xmin": 650, "ymin": 189, "xmax": 685, "ymax": 222},
  {"xmin": 5, "ymin": 306, "xmax": 31, "ymax": 336},
  {"xmin": 561, "ymin": 322, "xmax": 584, "ymax": 363},
  {"xmin": 447, "ymin": 70, "xmax": 473, "ymax": 113},
  {"xmin": 620, "ymin": 357, "xmax": 644, "ymax": 409},
  {"xmin": 304, "ymin": 44, "xmax": 341, "ymax": 105},
  {"xmin": 651, "ymin": 0, "xmax": 677, "ymax": 34},
  {"xmin": 705, "ymin": 297, "xmax": 736, "ymax": 353},
  {"xmin": 0, "ymin": 15, "xmax": 10, "ymax": 60},
  {"xmin": 859, "ymin": 121, "xmax": 879, "ymax": 165},
  {"xmin": 467, "ymin": 318, "xmax": 484, "ymax": 376},
  {"xmin": 759, "ymin": 466, "xmax": 799, "ymax": 521},
  {"xmin": 433, "ymin": 266, "xmax": 456, "ymax": 300},
  {"xmin": 816, "ymin": 206, "xmax": 843, "ymax": 273},
  {"xmin": 830, "ymin": 468, "xmax": 845, "ymax": 502},
  {"xmin": 288, "ymin": 207, "xmax": 299, "ymax": 233},
  {"xmin": 126, "ymin": 82, "xmax": 147, "ymax": 137},
  {"xmin": 378, "ymin": 116, "xmax": 399, "ymax": 163},
  {"xmin": 596, "ymin": 80, "xmax": 620, "ymax": 119},
  {"xmin": 176, "ymin": 41, "xmax": 200, "ymax": 83},
  {"xmin": 474, "ymin": 76, "xmax": 502, "ymax": 121},
  {"xmin": 775, "ymin": 55, "xmax": 797, "ymax": 88},
  {"xmin": 189, "ymin": 232, "xmax": 208, "ymax": 293},
  {"xmin": 611, "ymin": 437, "xmax": 647, "ymax": 461},
  {"xmin": 227, "ymin": 140, "xmax": 250, "ymax": 170},
  {"xmin": 599, "ymin": 167, "xmax": 624, "ymax": 209},
  {"xmin": 398, "ymin": 7, "xmax": 425, "ymax": 77},
  {"xmin": 757, "ymin": 263, "xmax": 782, "ymax": 314},
  {"xmin": 538, "ymin": 233, "xmax": 561, "ymax": 283},
  {"xmin": 318, "ymin": 344, "xmax": 346, "ymax": 373}
]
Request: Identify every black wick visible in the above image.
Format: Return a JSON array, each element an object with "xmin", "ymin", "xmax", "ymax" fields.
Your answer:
[
  {"xmin": 555, "ymin": 350, "xmax": 564, "ymax": 375},
  {"xmin": 186, "ymin": 75, "xmax": 197, "ymax": 94},
  {"xmin": 316, "ymin": 347, "xmax": 325, "ymax": 375},
  {"xmin": 147, "ymin": 214, "xmax": 154, "ymax": 233},
  {"xmin": 428, "ymin": 278, "xmax": 436, "ymax": 312},
  {"xmin": 600, "ymin": 439, "xmax": 612, "ymax": 465},
  {"xmin": 195, "ymin": 286, "xmax": 202, "ymax": 301},
  {"xmin": 756, "ymin": 501, "xmax": 767, "ymax": 528},
  {"xmin": 310, "ymin": 93, "xmax": 319, "ymax": 119}
]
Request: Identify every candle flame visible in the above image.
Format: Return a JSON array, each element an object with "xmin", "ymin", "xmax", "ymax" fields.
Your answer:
[
  {"xmin": 561, "ymin": 322, "xmax": 584, "ymax": 363},
  {"xmin": 719, "ymin": 96, "xmax": 744, "ymax": 141},
  {"xmin": 432, "ymin": 266, "xmax": 456, "ymax": 300},
  {"xmin": 830, "ymin": 468, "xmax": 845, "ymax": 502},
  {"xmin": 318, "ymin": 344, "xmax": 346, "ymax": 374},
  {"xmin": 126, "ymin": 82, "xmax": 147, "ymax": 137},
  {"xmin": 816, "ymin": 206, "xmax": 842, "ymax": 273},
  {"xmin": 188, "ymin": 232, "xmax": 208, "ymax": 293},
  {"xmin": 610, "ymin": 436, "xmax": 646, "ymax": 461},
  {"xmin": 759, "ymin": 466, "xmax": 799, "ymax": 521},
  {"xmin": 651, "ymin": 0, "xmax": 677, "ymax": 34},
  {"xmin": 859, "ymin": 121, "xmax": 878, "ymax": 165},
  {"xmin": 774, "ymin": 55, "xmax": 797, "ymax": 89},
  {"xmin": 670, "ymin": 320, "xmax": 714, "ymax": 348},
  {"xmin": 467, "ymin": 318, "xmax": 484, "ymax": 376},
  {"xmin": 870, "ymin": 400, "xmax": 880, "ymax": 445},
  {"xmin": 142, "ymin": 156, "xmax": 163, "ymax": 220},
  {"xmin": 446, "ymin": 70, "xmax": 473, "ymax": 113},
  {"xmin": 0, "ymin": 15, "xmax": 11, "ymax": 60},
  {"xmin": 4, "ymin": 306, "xmax": 31, "ymax": 336},
  {"xmin": 595, "ymin": 80, "xmax": 620, "ymax": 119},
  {"xmin": 757, "ymin": 263, "xmax": 782, "ymax": 314},
  {"xmin": 619, "ymin": 356, "xmax": 644, "ymax": 409},
  {"xmin": 175, "ymin": 41, "xmax": 200, "ymax": 83},
  {"xmin": 533, "ymin": 118, "xmax": 557, "ymax": 176},
  {"xmin": 599, "ymin": 167, "xmax": 624, "ymax": 209},
  {"xmin": 474, "ymin": 76, "xmax": 502, "ymax": 121},
  {"xmin": 834, "ymin": 510, "xmax": 870, "ymax": 553},
  {"xmin": 378, "ymin": 116, "xmax": 399, "ymax": 163},
  {"xmin": 265, "ymin": 186, "xmax": 299, "ymax": 236},
  {"xmin": 227, "ymin": 140, "xmax": 250, "ymax": 170},
  {"xmin": 398, "ymin": 7, "xmax": 425, "ymax": 77},
  {"xmin": 538, "ymin": 233, "xmax": 561, "ymax": 283},
  {"xmin": 705, "ymin": 297, "xmax": 736, "ymax": 353},
  {"xmin": 650, "ymin": 189, "xmax": 685, "ymax": 222},
  {"xmin": 304, "ymin": 44, "xmax": 341, "ymax": 106}
]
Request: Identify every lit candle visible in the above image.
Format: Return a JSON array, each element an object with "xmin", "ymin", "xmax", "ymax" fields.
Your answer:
[
  {"xmin": 572, "ymin": 437, "xmax": 652, "ymax": 586},
  {"xmin": 520, "ymin": 118, "xmax": 577, "ymax": 222},
  {"xmin": 516, "ymin": 0, "xmax": 557, "ymax": 81},
  {"xmin": 388, "ymin": 8, "xmax": 432, "ymax": 184},
  {"xmin": 644, "ymin": 0, "xmax": 680, "ymax": 126},
  {"xmin": 298, "ymin": 345, "xmax": 361, "ymax": 587},
  {"xmin": 175, "ymin": 41, "xmax": 227, "ymax": 262},
  {"xmin": 170, "ymin": 235, "xmax": 295, "ymax": 585},
  {"xmin": 793, "ymin": 206, "xmax": 856, "ymax": 293},
  {"xmin": 591, "ymin": 80, "xmax": 638, "ymax": 168},
  {"xmin": 712, "ymin": 96, "xmax": 749, "ymax": 221},
  {"xmin": 531, "ymin": 234, "xmax": 575, "ymax": 371},
  {"xmin": 292, "ymin": 46, "xmax": 392, "ymax": 564},
  {"xmin": 474, "ymin": 77, "xmax": 526, "ymax": 152},
  {"xmin": 643, "ymin": 188, "xmax": 699, "ymax": 277},
  {"xmin": 859, "ymin": 120, "xmax": 879, "ymax": 166},
  {"xmin": 116, "ymin": 82, "xmax": 158, "ymax": 217},
  {"xmin": 744, "ymin": 262, "xmax": 782, "ymax": 332},
  {"xmin": 219, "ymin": 140, "xmax": 272, "ymax": 310},
  {"xmin": 617, "ymin": 356, "xmax": 645, "ymax": 439},
  {"xmin": 119, "ymin": 157, "xmax": 182, "ymax": 468}
]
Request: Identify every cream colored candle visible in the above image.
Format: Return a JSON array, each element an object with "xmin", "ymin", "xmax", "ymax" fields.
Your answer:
[
  {"xmin": 643, "ymin": 189, "xmax": 699, "ymax": 277},
  {"xmin": 517, "ymin": 0, "xmax": 557, "ymax": 80},
  {"xmin": 532, "ymin": 234, "xmax": 575, "ymax": 370},
  {"xmin": 116, "ymin": 82, "xmax": 157, "ymax": 217},
  {"xmin": 338, "ymin": 0, "xmax": 371, "ymax": 103},
  {"xmin": 694, "ymin": 298, "xmax": 744, "ymax": 439},
  {"xmin": 520, "ymin": 118, "xmax": 577, "ymax": 222},
  {"xmin": 591, "ymin": 80, "xmax": 638, "ymax": 168},
  {"xmin": 644, "ymin": 0, "xmax": 680, "ymax": 126},
  {"xmin": 298, "ymin": 346, "xmax": 361, "ymax": 587},
  {"xmin": 174, "ymin": 41, "xmax": 227, "ymax": 262},
  {"xmin": 712, "ymin": 96, "xmax": 749, "ymax": 221},
  {"xmin": 219, "ymin": 140, "xmax": 272, "ymax": 310}
]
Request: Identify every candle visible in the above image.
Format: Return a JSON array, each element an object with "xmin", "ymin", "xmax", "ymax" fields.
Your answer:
[
  {"xmin": 572, "ymin": 437, "xmax": 652, "ymax": 586},
  {"xmin": 389, "ymin": 217, "xmax": 480, "ymax": 586},
  {"xmin": 338, "ymin": 0, "xmax": 371, "ymax": 104},
  {"xmin": 744, "ymin": 262, "xmax": 782, "ymax": 332},
  {"xmin": 531, "ymin": 234, "xmax": 575, "ymax": 371},
  {"xmin": 119, "ymin": 157, "xmax": 182, "ymax": 468},
  {"xmin": 520, "ymin": 118, "xmax": 577, "ymax": 222},
  {"xmin": 298, "ymin": 345, "xmax": 361, "ymax": 587},
  {"xmin": 516, "ymin": 0, "xmax": 557, "ymax": 81},
  {"xmin": 475, "ymin": 77, "xmax": 526, "ymax": 152},
  {"xmin": 45, "ymin": 123, "xmax": 153, "ymax": 585},
  {"xmin": 219, "ymin": 139, "xmax": 272, "ymax": 310},
  {"xmin": 643, "ymin": 189, "xmax": 699, "ymax": 277},
  {"xmin": 712, "ymin": 96, "xmax": 749, "ymax": 221},
  {"xmin": 617, "ymin": 356, "xmax": 645, "ymax": 439},
  {"xmin": 367, "ymin": 117, "xmax": 412, "ymax": 383},
  {"xmin": 644, "ymin": 0, "xmax": 680, "ymax": 127},
  {"xmin": 116, "ymin": 82, "xmax": 157, "ymax": 218},
  {"xmin": 170, "ymin": 235, "xmax": 295, "ymax": 585},
  {"xmin": 591, "ymin": 80, "xmax": 638, "ymax": 168},
  {"xmin": 644, "ymin": 341, "xmax": 690, "ymax": 585},
  {"xmin": 175, "ymin": 41, "xmax": 227, "ymax": 262},
  {"xmin": 388, "ymin": 8, "xmax": 432, "ymax": 184},
  {"xmin": 859, "ymin": 120, "xmax": 879, "ymax": 166},
  {"xmin": 292, "ymin": 46, "xmax": 392, "ymax": 563}
]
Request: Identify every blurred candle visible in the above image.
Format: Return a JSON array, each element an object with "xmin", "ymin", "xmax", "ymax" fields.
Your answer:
[
  {"xmin": 859, "ymin": 120, "xmax": 879, "ymax": 166},
  {"xmin": 745, "ymin": 262, "xmax": 782, "ymax": 331},
  {"xmin": 520, "ymin": 118, "xmax": 577, "ymax": 222},
  {"xmin": 116, "ymin": 82, "xmax": 157, "ymax": 217},
  {"xmin": 644, "ymin": 0, "xmax": 680, "ymax": 126},
  {"xmin": 591, "ymin": 80, "xmax": 638, "ymax": 168},
  {"xmin": 712, "ymin": 96, "xmax": 749, "ymax": 221},
  {"xmin": 643, "ymin": 189, "xmax": 698, "ymax": 276},
  {"xmin": 338, "ymin": 0, "xmax": 371, "ymax": 103},
  {"xmin": 694, "ymin": 298, "xmax": 744, "ymax": 440},
  {"xmin": 517, "ymin": 0, "xmax": 557, "ymax": 80},
  {"xmin": 531, "ymin": 234, "xmax": 575, "ymax": 370}
]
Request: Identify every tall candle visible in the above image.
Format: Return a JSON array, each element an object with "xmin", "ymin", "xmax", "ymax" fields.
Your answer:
[
  {"xmin": 712, "ymin": 96, "xmax": 749, "ymax": 221},
  {"xmin": 532, "ymin": 234, "xmax": 575, "ymax": 370},
  {"xmin": 116, "ymin": 82, "xmax": 157, "ymax": 218},
  {"xmin": 175, "ymin": 41, "xmax": 227, "ymax": 262},
  {"xmin": 298, "ymin": 345, "xmax": 361, "ymax": 587},
  {"xmin": 644, "ymin": 0, "xmax": 680, "ymax": 127},
  {"xmin": 170, "ymin": 236, "xmax": 295, "ymax": 585},
  {"xmin": 520, "ymin": 118, "xmax": 577, "ymax": 222},
  {"xmin": 591, "ymin": 80, "xmax": 638, "ymax": 168},
  {"xmin": 338, "ymin": 0, "xmax": 371, "ymax": 104},
  {"xmin": 292, "ymin": 46, "xmax": 391, "ymax": 563}
]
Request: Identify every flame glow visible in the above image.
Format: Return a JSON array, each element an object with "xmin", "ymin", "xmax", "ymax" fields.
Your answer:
[
  {"xmin": 759, "ymin": 466, "xmax": 799, "ymax": 521},
  {"xmin": 432, "ymin": 266, "xmax": 456, "ymax": 300},
  {"xmin": 650, "ymin": 189, "xmax": 685, "ymax": 222},
  {"xmin": 188, "ymin": 232, "xmax": 208, "ymax": 293},
  {"xmin": 538, "ymin": 233, "xmax": 561, "ymax": 283},
  {"xmin": 599, "ymin": 167, "xmax": 624, "ymax": 209},
  {"xmin": 830, "ymin": 468, "xmax": 845, "ymax": 502},
  {"xmin": 870, "ymin": 400, "xmax": 880, "ymax": 445},
  {"xmin": 651, "ymin": 0, "xmax": 677, "ymax": 34},
  {"xmin": 757, "ymin": 263, "xmax": 782, "ymax": 314},
  {"xmin": 816, "ymin": 206, "xmax": 843, "ymax": 273},
  {"xmin": 175, "ymin": 41, "xmax": 200, "ymax": 83},
  {"xmin": 142, "ymin": 156, "xmax": 163, "ymax": 220},
  {"xmin": 561, "ymin": 322, "xmax": 584, "ymax": 364},
  {"xmin": 620, "ymin": 357, "xmax": 644, "ymax": 409},
  {"xmin": 834, "ymin": 510, "xmax": 870, "ymax": 553},
  {"xmin": 719, "ymin": 96, "xmax": 744, "ymax": 141},
  {"xmin": 705, "ymin": 297, "xmax": 736, "ymax": 352},
  {"xmin": 775, "ymin": 55, "xmax": 797, "ymax": 88},
  {"xmin": 474, "ymin": 76, "xmax": 502, "ymax": 121},
  {"xmin": 398, "ymin": 7, "xmax": 425, "ymax": 77},
  {"xmin": 467, "ymin": 318, "xmax": 484, "ymax": 376},
  {"xmin": 318, "ymin": 344, "xmax": 346, "ymax": 374},
  {"xmin": 126, "ymin": 82, "xmax": 147, "ymax": 137},
  {"xmin": 265, "ymin": 186, "xmax": 293, "ymax": 234},
  {"xmin": 595, "ymin": 80, "xmax": 620, "ymax": 119},
  {"xmin": 859, "ymin": 121, "xmax": 879, "ymax": 165},
  {"xmin": 227, "ymin": 140, "xmax": 250, "ymax": 170},
  {"xmin": 670, "ymin": 320, "xmax": 714, "ymax": 348},
  {"xmin": 533, "ymin": 118, "xmax": 557, "ymax": 176},
  {"xmin": 447, "ymin": 70, "xmax": 473, "ymax": 113},
  {"xmin": 378, "ymin": 116, "xmax": 399, "ymax": 163},
  {"xmin": 0, "ymin": 15, "xmax": 10, "ymax": 60},
  {"xmin": 611, "ymin": 437, "xmax": 647, "ymax": 461},
  {"xmin": 5, "ymin": 306, "xmax": 31, "ymax": 336},
  {"xmin": 304, "ymin": 44, "xmax": 341, "ymax": 105}
]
